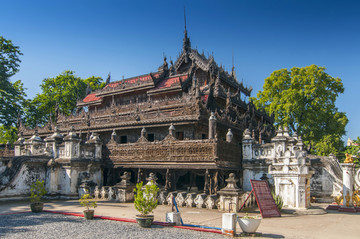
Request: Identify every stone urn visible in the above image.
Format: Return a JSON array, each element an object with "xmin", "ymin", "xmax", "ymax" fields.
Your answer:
[
  {"xmin": 237, "ymin": 216, "xmax": 262, "ymax": 233},
  {"xmin": 30, "ymin": 202, "xmax": 44, "ymax": 213},
  {"xmin": 135, "ymin": 215, "xmax": 154, "ymax": 228}
]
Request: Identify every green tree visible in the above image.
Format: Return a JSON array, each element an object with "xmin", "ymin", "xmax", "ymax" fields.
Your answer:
[
  {"xmin": 0, "ymin": 125, "xmax": 18, "ymax": 144},
  {"xmin": 25, "ymin": 71, "xmax": 104, "ymax": 127},
  {"xmin": 0, "ymin": 36, "xmax": 27, "ymax": 144},
  {"xmin": 253, "ymin": 65, "xmax": 348, "ymax": 155},
  {"xmin": 345, "ymin": 137, "xmax": 360, "ymax": 165}
]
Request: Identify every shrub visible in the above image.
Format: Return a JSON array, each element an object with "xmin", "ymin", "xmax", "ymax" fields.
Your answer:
[
  {"xmin": 79, "ymin": 194, "xmax": 97, "ymax": 211},
  {"xmin": 134, "ymin": 181, "xmax": 159, "ymax": 216},
  {"xmin": 30, "ymin": 180, "xmax": 46, "ymax": 203},
  {"xmin": 241, "ymin": 212, "xmax": 261, "ymax": 219},
  {"xmin": 272, "ymin": 191, "xmax": 283, "ymax": 210}
]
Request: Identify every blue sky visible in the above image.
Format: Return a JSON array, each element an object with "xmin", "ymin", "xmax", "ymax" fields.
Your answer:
[{"xmin": 1, "ymin": 0, "xmax": 359, "ymax": 141}]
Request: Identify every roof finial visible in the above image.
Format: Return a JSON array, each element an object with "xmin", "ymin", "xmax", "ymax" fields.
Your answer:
[
  {"xmin": 232, "ymin": 49, "xmax": 234, "ymax": 70},
  {"xmin": 231, "ymin": 49, "xmax": 236, "ymax": 78},
  {"xmin": 184, "ymin": 6, "xmax": 187, "ymax": 32},
  {"xmin": 106, "ymin": 72, "xmax": 111, "ymax": 84},
  {"xmin": 182, "ymin": 6, "xmax": 191, "ymax": 52}
]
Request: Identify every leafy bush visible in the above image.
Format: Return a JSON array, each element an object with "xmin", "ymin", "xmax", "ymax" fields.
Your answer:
[
  {"xmin": 272, "ymin": 191, "xmax": 283, "ymax": 210},
  {"xmin": 79, "ymin": 194, "xmax": 97, "ymax": 211},
  {"xmin": 30, "ymin": 180, "xmax": 46, "ymax": 203},
  {"xmin": 241, "ymin": 212, "xmax": 261, "ymax": 219},
  {"xmin": 134, "ymin": 181, "xmax": 159, "ymax": 216}
]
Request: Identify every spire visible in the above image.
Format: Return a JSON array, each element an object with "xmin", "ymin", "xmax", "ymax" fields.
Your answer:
[
  {"xmin": 85, "ymin": 83, "xmax": 91, "ymax": 95},
  {"xmin": 182, "ymin": 7, "xmax": 191, "ymax": 52},
  {"xmin": 232, "ymin": 49, "xmax": 234, "ymax": 71},
  {"xmin": 106, "ymin": 72, "xmax": 111, "ymax": 85},
  {"xmin": 184, "ymin": 6, "xmax": 187, "ymax": 32}
]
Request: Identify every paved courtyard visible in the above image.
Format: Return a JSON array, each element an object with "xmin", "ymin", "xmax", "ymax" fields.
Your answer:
[{"xmin": 0, "ymin": 200, "xmax": 359, "ymax": 238}]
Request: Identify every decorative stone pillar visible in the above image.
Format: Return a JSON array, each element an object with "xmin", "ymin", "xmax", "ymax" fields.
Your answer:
[
  {"xmin": 222, "ymin": 213, "xmax": 237, "ymax": 237},
  {"xmin": 242, "ymin": 129, "xmax": 253, "ymax": 160},
  {"xmin": 64, "ymin": 127, "xmax": 81, "ymax": 159},
  {"xmin": 110, "ymin": 129, "xmax": 117, "ymax": 143},
  {"xmin": 14, "ymin": 132, "xmax": 25, "ymax": 156},
  {"xmin": 26, "ymin": 130, "xmax": 44, "ymax": 155},
  {"xmin": 141, "ymin": 127, "xmax": 147, "ymax": 139},
  {"xmin": 218, "ymin": 173, "xmax": 243, "ymax": 212},
  {"xmin": 44, "ymin": 127, "xmax": 63, "ymax": 158},
  {"xmin": 226, "ymin": 128, "xmax": 233, "ymax": 143},
  {"xmin": 166, "ymin": 212, "xmax": 182, "ymax": 226},
  {"xmin": 272, "ymin": 126, "xmax": 286, "ymax": 158},
  {"xmin": 208, "ymin": 112, "xmax": 217, "ymax": 139},
  {"xmin": 169, "ymin": 124, "xmax": 175, "ymax": 137},
  {"xmin": 78, "ymin": 175, "xmax": 91, "ymax": 198},
  {"xmin": 114, "ymin": 171, "xmax": 136, "ymax": 202},
  {"xmin": 340, "ymin": 163, "xmax": 356, "ymax": 210},
  {"xmin": 86, "ymin": 133, "xmax": 102, "ymax": 160},
  {"xmin": 145, "ymin": 172, "xmax": 158, "ymax": 187}
]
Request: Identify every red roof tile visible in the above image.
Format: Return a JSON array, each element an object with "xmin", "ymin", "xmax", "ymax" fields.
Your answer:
[
  {"xmin": 155, "ymin": 75, "xmax": 187, "ymax": 90},
  {"xmin": 104, "ymin": 73, "xmax": 160, "ymax": 89},
  {"xmin": 83, "ymin": 93, "xmax": 101, "ymax": 103}
]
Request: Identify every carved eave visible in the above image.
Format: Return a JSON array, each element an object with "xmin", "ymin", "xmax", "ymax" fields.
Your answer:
[
  {"xmin": 77, "ymin": 98, "xmax": 103, "ymax": 107},
  {"xmin": 147, "ymin": 85, "xmax": 182, "ymax": 96},
  {"xmin": 188, "ymin": 50, "xmax": 214, "ymax": 72},
  {"xmin": 147, "ymin": 73, "xmax": 188, "ymax": 96}
]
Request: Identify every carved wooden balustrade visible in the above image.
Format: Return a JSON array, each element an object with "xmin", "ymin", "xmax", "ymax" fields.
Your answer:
[
  {"xmin": 0, "ymin": 148, "xmax": 14, "ymax": 158},
  {"xmin": 105, "ymin": 137, "xmax": 242, "ymax": 169},
  {"xmin": 21, "ymin": 95, "xmax": 200, "ymax": 137}
]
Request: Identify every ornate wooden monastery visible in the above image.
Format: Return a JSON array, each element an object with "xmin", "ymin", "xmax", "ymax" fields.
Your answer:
[{"xmin": 17, "ymin": 27, "xmax": 274, "ymax": 194}]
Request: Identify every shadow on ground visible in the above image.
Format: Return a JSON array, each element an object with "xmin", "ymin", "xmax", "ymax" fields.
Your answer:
[{"xmin": 0, "ymin": 212, "xmax": 82, "ymax": 237}]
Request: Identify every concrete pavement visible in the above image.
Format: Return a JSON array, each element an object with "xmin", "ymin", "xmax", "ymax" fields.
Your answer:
[{"xmin": 0, "ymin": 200, "xmax": 359, "ymax": 238}]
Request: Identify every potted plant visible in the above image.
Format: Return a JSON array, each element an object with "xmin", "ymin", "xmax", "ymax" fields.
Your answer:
[
  {"xmin": 79, "ymin": 193, "xmax": 97, "ymax": 220},
  {"xmin": 237, "ymin": 212, "xmax": 262, "ymax": 233},
  {"xmin": 30, "ymin": 180, "xmax": 47, "ymax": 213},
  {"xmin": 134, "ymin": 181, "xmax": 159, "ymax": 228}
]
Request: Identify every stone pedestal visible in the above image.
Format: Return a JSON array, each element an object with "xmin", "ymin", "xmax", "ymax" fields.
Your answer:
[
  {"xmin": 114, "ymin": 171, "xmax": 135, "ymax": 202},
  {"xmin": 218, "ymin": 173, "xmax": 243, "ymax": 212},
  {"xmin": 340, "ymin": 163, "xmax": 356, "ymax": 210},
  {"xmin": 78, "ymin": 181, "xmax": 90, "ymax": 198},
  {"xmin": 166, "ymin": 212, "xmax": 182, "ymax": 226},
  {"xmin": 222, "ymin": 213, "xmax": 236, "ymax": 236}
]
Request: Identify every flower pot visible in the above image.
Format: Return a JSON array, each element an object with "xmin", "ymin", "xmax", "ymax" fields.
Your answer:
[
  {"xmin": 30, "ymin": 202, "xmax": 44, "ymax": 213},
  {"xmin": 83, "ymin": 210, "xmax": 95, "ymax": 220},
  {"xmin": 136, "ymin": 215, "xmax": 154, "ymax": 228},
  {"xmin": 237, "ymin": 217, "xmax": 262, "ymax": 233}
]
